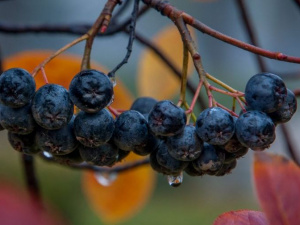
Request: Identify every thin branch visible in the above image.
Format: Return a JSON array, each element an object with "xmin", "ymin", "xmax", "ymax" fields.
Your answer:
[
  {"xmin": 235, "ymin": 0, "xmax": 267, "ymax": 71},
  {"xmin": 21, "ymin": 154, "xmax": 43, "ymax": 208},
  {"xmin": 293, "ymin": 0, "xmax": 300, "ymax": 10},
  {"xmin": 141, "ymin": 0, "xmax": 300, "ymax": 64},
  {"xmin": 108, "ymin": 0, "xmax": 140, "ymax": 80}
]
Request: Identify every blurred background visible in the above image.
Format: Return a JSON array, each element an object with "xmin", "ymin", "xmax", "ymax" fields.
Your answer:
[{"xmin": 0, "ymin": 0, "xmax": 300, "ymax": 224}]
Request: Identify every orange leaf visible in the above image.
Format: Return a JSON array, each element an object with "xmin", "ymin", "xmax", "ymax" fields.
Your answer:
[
  {"xmin": 137, "ymin": 25, "xmax": 195, "ymax": 100},
  {"xmin": 83, "ymin": 153, "xmax": 156, "ymax": 224},
  {"xmin": 3, "ymin": 50, "xmax": 155, "ymax": 224},
  {"xmin": 213, "ymin": 210, "xmax": 268, "ymax": 225},
  {"xmin": 253, "ymin": 152, "xmax": 300, "ymax": 225}
]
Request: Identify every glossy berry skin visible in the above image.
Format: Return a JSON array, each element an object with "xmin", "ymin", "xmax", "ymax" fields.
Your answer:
[
  {"xmin": 0, "ymin": 68, "xmax": 36, "ymax": 108},
  {"xmin": 235, "ymin": 111, "xmax": 276, "ymax": 150},
  {"xmin": 148, "ymin": 100, "xmax": 186, "ymax": 136},
  {"xmin": 113, "ymin": 110, "xmax": 149, "ymax": 151},
  {"xmin": 79, "ymin": 143, "xmax": 118, "ymax": 166},
  {"xmin": 167, "ymin": 125, "xmax": 203, "ymax": 161},
  {"xmin": 268, "ymin": 89, "xmax": 297, "ymax": 124},
  {"xmin": 0, "ymin": 103, "xmax": 36, "ymax": 135},
  {"xmin": 133, "ymin": 132, "xmax": 158, "ymax": 156},
  {"xmin": 36, "ymin": 117, "xmax": 78, "ymax": 155},
  {"xmin": 195, "ymin": 107, "xmax": 235, "ymax": 145},
  {"xmin": 245, "ymin": 73, "xmax": 287, "ymax": 113},
  {"xmin": 149, "ymin": 146, "xmax": 177, "ymax": 175},
  {"xmin": 130, "ymin": 97, "xmax": 158, "ymax": 119},
  {"xmin": 192, "ymin": 143, "xmax": 225, "ymax": 173},
  {"xmin": 8, "ymin": 131, "xmax": 39, "ymax": 155},
  {"xmin": 69, "ymin": 69, "xmax": 113, "ymax": 113},
  {"xmin": 74, "ymin": 109, "xmax": 114, "ymax": 148},
  {"xmin": 156, "ymin": 141, "xmax": 188, "ymax": 175},
  {"xmin": 184, "ymin": 162, "xmax": 204, "ymax": 176},
  {"xmin": 32, "ymin": 84, "xmax": 74, "ymax": 130}
]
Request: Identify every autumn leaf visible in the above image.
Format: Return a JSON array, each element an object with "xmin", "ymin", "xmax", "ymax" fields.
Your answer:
[
  {"xmin": 253, "ymin": 152, "xmax": 300, "ymax": 225},
  {"xmin": 213, "ymin": 210, "xmax": 268, "ymax": 225},
  {"xmin": 83, "ymin": 153, "xmax": 156, "ymax": 224},
  {"xmin": 137, "ymin": 25, "xmax": 195, "ymax": 100},
  {"xmin": 3, "ymin": 50, "xmax": 156, "ymax": 224}
]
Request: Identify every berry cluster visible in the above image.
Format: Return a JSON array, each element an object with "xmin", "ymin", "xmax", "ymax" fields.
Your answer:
[{"xmin": 0, "ymin": 68, "xmax": 297, "ymax": 181}]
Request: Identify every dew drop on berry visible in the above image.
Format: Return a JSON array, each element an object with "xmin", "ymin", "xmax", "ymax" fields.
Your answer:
[
  {"xmin": 42, "ymin": 151, "xmax": 54, "ymax": 159},
  {"xmin": 167, "ymin": 171, "xmax": 183, "ymax": 187},
  {"xmin": 94, "ymin": 171, "xmax": 117, "ymax": 186}
]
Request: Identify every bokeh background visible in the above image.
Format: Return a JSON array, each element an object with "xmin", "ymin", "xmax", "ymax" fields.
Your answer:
[{"xmin": 0, "ymin": 0, "xmax": 300, "ymax": 224}]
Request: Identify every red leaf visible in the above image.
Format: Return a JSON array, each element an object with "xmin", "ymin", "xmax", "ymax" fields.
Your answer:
[
  {"xmin": 253, "ymin": 152, "xmax": 300, "ymax": 225},
  {"xmin": 213, "ymin": 210, "xmax": 268, "ymax": 225}
]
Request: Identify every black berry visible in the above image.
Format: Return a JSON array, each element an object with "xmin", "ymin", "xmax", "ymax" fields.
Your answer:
[
  {"xmin": 8, "ymin": 131, "xmax": 39, "ymax": 155},
  {"xmin": 74, "ymin": 109, "xmax": 114, "ymax": 147},
  {"xmin": 0, "ymin": 68, "xmax": 36, "ymax": 108},
  {"xmin": 31, "ymin": 84, "xmax": 74, "ymax": 130},
  {"xmin": 167, "ymin": 125, "xmax": 203, "ymax": 161},
  {"xmin": 245, "ymin": 73, "xmax": 287, "ymax": 113},
  {"xmin": 235, "ymin": 111, "xmax": 276, "ymax": 150},
  {"xmin": 195, "ymin": 107, "xmax": 235, "ymax": 145},
  {"xmin": 69, "ymin": 69, "xmax": 114, "ymax": 113},
  {"xmin": 148, "ymin": 100, "xmax": 186, "ymax": 136},
  {"xmin": 130, "ymin": 97, "xmax": 158, "ymax": 119}
]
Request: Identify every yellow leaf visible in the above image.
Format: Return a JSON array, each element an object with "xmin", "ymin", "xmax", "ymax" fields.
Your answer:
[
  {"xmin": 83, "ymin": 153, "xmax": 156, "ymax": 224},
  {"xmin": 3, "ymin": 50, "xmax": 156, "ymax": 224},
  {"xmin": 137, "ymin": 25, "xmax": 195, "ymax": 100}
]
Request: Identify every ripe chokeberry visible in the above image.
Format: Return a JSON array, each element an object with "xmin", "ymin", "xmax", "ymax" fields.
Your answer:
[
  {"xmin": 35, "ymin": 116, "xmax": 78, "ymax": 155},
  {"xmin": 133, "ymin": 132, "xmax": 158, "ymax": 156},
  {"xmin": 192, "ymin": 143, "xmax": 225, "ymax": 173},
  {"xmin": 245, "ymin": 73, "xmax": 287, "ymax": 113},
  {"xmin": 69, "ymin": 69, "xmax": 113, "ymax": 113},
  {"xmin": 130, "ymin": 97, "xmax": 158, "ymax": 119},
  {"xmin": 148, "ymin": 100, "xmax": 186, "ymax": 136},
  {"xmin": 0, "ymin": 103, "xmax": 36, "ymax": 135},
  {"xmin": 268, "ymin": 89, "xmax": 297, "ymax": 124},
  {"xmin": 195, "ymin": 107, "xmax": 235, "ymax": 145},
  {"xmin": 113, "ymin": 110, "xmax": 149, "ymax": 151},
  {"xmin": 149, "ymin": 147, "xmax": 175, "ymax": 175},
  {"xmin": 74, "ymin": 109, "xmax": 114, "ymax": 148},
  {"xmin": 167, "ymin": 125, "xmax": 203, "ymax": 161},
  {"xmin": 8, "ymin": 131, "xmax": 39, "ymax": 155},
  {"xmin": 156, "ymin": 141, "xmax": 188, "ymax": 175},
  {"xmin": 31, "ymin": 84, "xmax": 74, "ymax": 130},
  {"xmin": 53, "ymin": 148, "xmax": 83, "ymax": 165},
  {"xmin": 184, "ymin": 162, "xmax": 204, "ymax": 177},
  {"xmin": 0, "ymin": 68, "xmax": 36, "ymax": 108},
  {"xmin": 235, "ymin": 110, "xmax": 276, "ymax": 150},
  {"xmin": 79, "ymin": 142, "xmax": 119, "ymax": 166}
]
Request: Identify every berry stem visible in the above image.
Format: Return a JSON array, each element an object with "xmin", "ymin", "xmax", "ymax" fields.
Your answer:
[
  {"xmin": 141, "ymin": 0, "xmax": 300, "ymax": 64},
  {"xmin": 107, "ymin": 106, "xmax": 121, "ymax": 117},
  {"xmin": 185, "ymin": 80, "xmax": 203, "ymax": 115},
  {"xmin": 209, "ymin": 85, "xmax": 244, "ymax": 98},
  {"xmin": 81, "ymin": 0, "xmax": 121, "ymax": 71},
  {"xmin": 40, "ymin": 67, "xmax": 49, "ymax": 84},
  {"xmin": 31, "ymin": 34, "xmax": 89, "ymax": 77},
  {"xmin": 178, "ymin": 44, "xmax": 189, "ymax": 107},
  {"xmin": 215, "ymin": 102, "xmax": 239, "ymax": 117},
  {"xmin": 21, "ymin": 154, "xmax": 43, "ymax": 209}
]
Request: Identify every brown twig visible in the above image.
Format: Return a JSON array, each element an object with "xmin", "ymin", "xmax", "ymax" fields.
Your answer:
[{"xmin": 141, "ymin": 0, "xmax": 300, "ymax": 64}]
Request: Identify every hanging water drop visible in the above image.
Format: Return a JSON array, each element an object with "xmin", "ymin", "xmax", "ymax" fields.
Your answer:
[
  {"xmin": 42, "ymin": 151, "xmax": 53, "ymax": 159},
  {"xmin": 94, "ymin": 171, "xmax": 117, "ymax": 186},
  {"xmin": 167, "ymin": 172, "xmax": 183, "ymax": 187}
]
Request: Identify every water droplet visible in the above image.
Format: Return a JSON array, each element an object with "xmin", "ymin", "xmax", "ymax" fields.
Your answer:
[
  {"xmin": 167, "ymin": 172, "xmax": 183, "ymax": 187},
  {"xmin": 42, "ymin": 151, "xmax": 53, "ymax": 159},
  {"xmin": 94, "ymin": 171, "xmax": 117, "ymax": 186}
]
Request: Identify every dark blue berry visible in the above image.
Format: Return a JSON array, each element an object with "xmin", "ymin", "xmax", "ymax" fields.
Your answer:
[
  {"xmin": 167, "ymin": 125, "xmax": 203, "ymax": 161},
  {"xmin": 235, "ymin": 110, "xmax": 276, "ymax": 150},
  {"xmin": 192, "ymin": 143, "xmax": 225, "ymax": 173},
  {"xmin": 268, "ymin": 89, "xmax": 297, "ymax": 124},
  {"xmin": 79, "ymin": 143, "xmax": 118, "ymax": 166},
  {"xmin": 32, "ymin": 84, "xmax": 74, "ymax": 130},
  {"xmin": 74, "ymin": 109, "xmax": 114, "ymax": 147},
  {"xmin": 195, "ymin": 107, "xmax": 235, "ymax": 145},
  {"xmin": 184, "ymin": 162, "xmax": 204, "ymax": 176},
  {"xmin": 130, "ymin": 97, "xmax": 158, "ymax": 116},
  {"xmin": 245, "ymin": 73, "xmax": 287, "ymax": 113},
  {"xmin": 148, "ymin": 100, "xmax": 186, "ymax": 136},
  {"xmin": 8, "ymin": 131, "xmax": 39, "ymax": 155},
  {"xmin": 133, "ymin": 132, "xmax": 159, "ymax": 156},
  {"xmin": 0, "ymin": 68, "xmax": 36, "ymax": 108},
  {"xmin": 156, "ymin": 141, "xmax": 188, "ymax": 175},
  {"xmin": 149, "ymin": 147, "xmax": 175, "ymax": 175},
  {"xmin": 215, "ymin": 159, "xmax": 237, "ymax": 176},
  {"xmin": 53, "ymin": 148, "xmax": 83, "ymax": 164},
  {"xmin": 113, "ymin": 110, "xmax": 149, "ymax": 151},
  {"xmin": 35, "ymin": 116, "xmax": 78, "ymax": 155},
  {"xmin": 69, "ymin": 69, "xmax": 113, "ymax": 113},
  {"xmin": 0, "ymin": 103, "xmax": 36, "ymax": 134}
]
